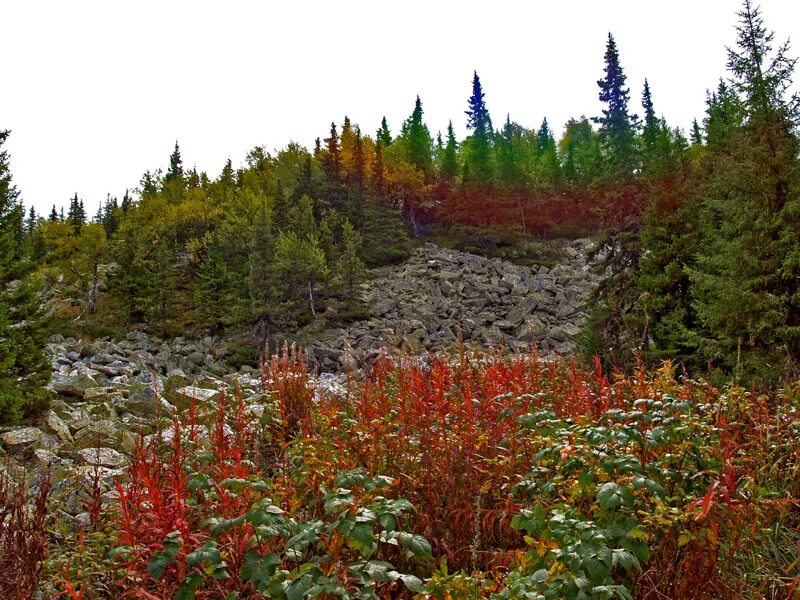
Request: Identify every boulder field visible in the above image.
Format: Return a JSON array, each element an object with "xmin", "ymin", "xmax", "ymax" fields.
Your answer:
[
  {"xmin": 308, "ymin": 239, "xmax": 600, "ymax": 369},
  {"xmin": 0, "ymin": 239, "xmax": 602, "ymax": 523}
]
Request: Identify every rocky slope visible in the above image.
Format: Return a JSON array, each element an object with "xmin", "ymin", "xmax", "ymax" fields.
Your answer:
[
  {"xmin": 308, "ymin": 239, "xmax": 600, "ymax": 370},
  {"xmin": 1, "ymin": 239, "xmax": 602, "ymax": 522},
  {"xmin": 0, "ymin": 333, "xmax": 269, "ymax": 525}
]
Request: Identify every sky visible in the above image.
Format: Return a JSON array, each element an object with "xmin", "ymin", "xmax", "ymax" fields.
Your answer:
[{"xmin": 2, "ymin": 1, "xmax": 799, "ymax": 216}]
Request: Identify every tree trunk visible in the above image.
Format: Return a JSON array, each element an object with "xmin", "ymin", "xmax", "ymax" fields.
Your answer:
[
  {"xmin": 88, "ymin": 263, "xmax": 99, "ymax": 314},
  {"xmin": 308, "ymin": 280, "xmax": 316, "ymax": 317}
]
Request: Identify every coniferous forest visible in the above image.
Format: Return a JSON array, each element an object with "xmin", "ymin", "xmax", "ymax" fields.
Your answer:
[{"xmin": 1, "ymin": 2, "xmax": 799, "ymax": 598}]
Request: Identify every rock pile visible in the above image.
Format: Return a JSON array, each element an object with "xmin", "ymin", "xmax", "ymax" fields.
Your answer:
[
  {"xmin": 0, "ymin": 333, "xmax": 265, "ymax": 524},
  {"xmin": 309, "ymin": 239, "xmax": 600, "ymax": 370},
  {"xmin": 0, "ymin": 239, "xmax": 602, "ymax": 522}
]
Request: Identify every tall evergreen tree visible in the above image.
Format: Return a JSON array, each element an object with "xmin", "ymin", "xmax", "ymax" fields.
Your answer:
[
  {"xmin": 401, "ymin": 96, "xmax": 433, "ymax": 178},
  {"xmin": 536, "ymin": 117, "xmax": 554, "ymax": 153},
  {"xmin": 441, "ymin": 120, "xmax": 459, "ymax": 182},
  {"xmin": 376, "ymin": 116, "xmax": 392, "ymax": 146},
  {"xmin": 352, "ymin": 126, "xmax": 366, "ymax": 189},
  {"xmin": 165, "ymin": 140, "xmax": 184, "ymax": 183},
  {"xmin": 689, "ymin": 0, "xmax": 800, "ymax": 381},
  {"xmin": 67, "ymin": 193, "xmax": 85, "ymax": 234},
  {"xmin": 595, "ymin": 33, "xmax": 638, "ymax": 178},
  {"xmin": 690, "ymin": 119, "xmax": 704, "ymax": 145},
  {"xmin": 192, "ymin": 244, "xmax": 231, "ymax": 331},
  {"xmin": 536, "ymin": 118, "xmax": 561, "ymax": 189},
  {"xmin": 25, "ymin": 205, "xmax": 37, "ymax": 235},
  {"xmin": 336, "ymin": 219, "xmax": 365, "ymax": 308},
  {"xmin": 641, "ymin": 79, "xmax": 659, "ymax": 155},
  {"xmin": 372, "ymin": 139, "xmax": 386, "ymax": 192},
  {"xmin": 559, "ymin": 117, "xmax": 604, "ymax": 188},
  {"xmin": 49, "ymin": 204, "xmax": 58, "ymax": 222},
  {"xmin": 463, "ymin": 71, "xmax": 494, "ymax": 185},
  {"xmin": 0, "ymin": 130, "xmax": 50, "ymax": 424},
  {"xmin": 496, "ymin": 115, "xmax": 525, "ymax": 188},
  {"xmin": 322, "ymin": 122, "xmax": 341, "ymax": 183},
  {"xmin": 120, "ymin": 189, "xmax": 133, "ymax": 212}
]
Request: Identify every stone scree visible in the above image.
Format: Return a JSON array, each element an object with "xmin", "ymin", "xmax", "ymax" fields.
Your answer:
[
  {"xmin": 0, "ymin": 239, "xmax": 601, "ymax": 524},
  {"xmin": 308, "ymin": 239, "xmax": 601, "ymax": 371}
]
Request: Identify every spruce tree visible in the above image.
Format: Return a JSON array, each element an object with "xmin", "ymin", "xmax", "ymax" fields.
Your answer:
[
  {"xmin": 441, "ymin": 120, "xmax": 459, "ymax": 182},
  {"xmin": 559, "ymin": 117, "xmax": 604, "ymax": 188},
  {"xmin": 371, "ymin": 139, "xmax": 386, "ymax": 192},
  {"xmin": 0, "ymin": 130, "xmax": 51, "ymax": 424},
  {"xmin": 120, "ymin": 189, "xmax": 133, "ymax": 212},
  {"xmin": 323, "ymin": 122, "xmax": 342, "ymax": 182},
  {"xmin": 165, "ymin": 141, "xmax": 184, "ymax": 182},
  {"xmin": 464, "ymin": 71, "xmax": 494, "ymax": 185},
  {"xmin": 352, "ymin": 126, "xmax": 366, "ymax": 189},
  {"xmin": 536, "ymin": 118, "xmax": 561, "ymax": 189},
  {"xmin": 401, "ymin": 96, "xmax": 433, "ymax": 178},
  {"xmin": 25, "ymin": 205, "xmax": 37, "ymax": 235},
  {"xmin": 690, "ymin": 119, "xmax": 704, "ymax": 145},
  {"xmin": 49, "ymin": 204, "xmax": 58, "ymax": 222},
  {"xmin": 496, "ymin": 115, "xmax": 524, "ymax": 188},
  {"xmin": 192, "ymin": 245, "xmax": 230, "ymax": 331},
  {"xmin": 376, "ymin": 116, "xmax": 393, "ymax": 146},
  {"xmin": 536, "ymin": 117, "xmax": 554, "ymax": 153},
  {"xmin": 67, "ymin": 193, "xmax": 85, "ymax": 234},
  {"xmin": 689, "ymin": 0, "xmax": 800, "ymax": 381},
  {"xmin": 595, "ymin": 33, "xmax": 638, "ymax": 178},
  {"xmin": 101, "ymin": 195, "xmax": 120, "ymax": 238},
  {"xmin": 273, "ymin": 231, "xmax": 329, "ymax": 317},
  {"xmin": 641, "ymin": 79, "xmax": 659, "ymax": 156},
  {"xmin": 337, "ymin": 219, "xmax": 365, "ymax": 308}
]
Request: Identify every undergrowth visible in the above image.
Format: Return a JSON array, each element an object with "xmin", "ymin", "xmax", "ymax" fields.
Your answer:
[{"xmin": 2, "ymin": 348, "xmax": 798, "ymax": 598}]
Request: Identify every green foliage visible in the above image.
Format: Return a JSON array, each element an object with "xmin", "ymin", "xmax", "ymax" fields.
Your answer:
[
  {"xmin": 440, "ymin": 121, "xmax": 459, "ymax": 182},
  {"xmin": 273, "ymin": 231, "xmax": 329, "ymax": 317},
  {"xmin": 636, "ymin": 1, "xmax": 800, "ymax": 384},
  {"xmin": 398, "ymin": 96, "xmax": 434, "ymax": 179},
  {"xmin": 463, "ymin": 71, "xmax": 494, "ymax": 186},
  {"xmin": 595, "ymin": 33, "xmax": 638, "ymax": 179},
  {"xmin": 0, "ymin": 130, "xmax": 51, "ymax": 424},
  {"xmin": 335, "ymin": 219, "xmax": 365, "ymax": 307},
  {"xmin": 191, "ymin": 245, "xmax": 232, "ymax": 331}
]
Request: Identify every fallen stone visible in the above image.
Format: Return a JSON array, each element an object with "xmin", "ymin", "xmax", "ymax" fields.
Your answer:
[{"xmin": 75, "ymin": 447, "xmax": 127, "ymax": 468}]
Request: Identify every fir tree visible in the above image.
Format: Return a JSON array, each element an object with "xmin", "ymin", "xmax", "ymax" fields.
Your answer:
[
  {"xmin": 0, "ymin": 130, "xmax": 51, "ymax": 424},
  {"xmin": 101, "ymin": 195, "xmax": 120, "ymax": 238},
  {"xmin": 120, "ymin": 189, "xmax": 133, "ymax": 212},
  {"xmin": 641, "ymin": 79, "xmax": 659, "ymax": 155},
  {"xmin": 689, "ymin": 0, "xmax": 800, "ymax": 381},
  {"xmin": 165, "ymin": 140, "xmax": 184, "ymax": 183},
  {"xmin": 690, "ymin": 119, "xmax": 704, "ymax": 145},
  {"xmin": 25, "ymin": 205, "xmax": 37, "ymax": 234},
  {"xmin": 372, "ymin": 139, "xmax": 386, "ymax": 192},
  {"xmin": 496, "ymin": 115, "xmax": 523, "ymax": 188},
  {"xmin": 67, "ymin": 193, "xmax": 85, "ymax": 234},
  {"xmin": 322, "ymin": 122, "xmax": 341, "ymax": 182},
  {"xmin": 401, "ymin": 96, "xmax": 433, "ymax": 178},
  {"xmin": 536, "ymin": 118, "xmax": 561, "ymax": 189},
  {"xmin": 192, "ymin": 245, "xmax": 230, "ymax": 331},
  {"xmin": 595, "ymin": 33, "xmax": 638, "ymax": 178},
  {"xmin": 536, "ymin": 117, "xmax": 554, "ymax": 153},
  {"xmin": 337, "ymin": 219, "xmax": 365, "ymax": 308},
  {"xmin": 376, "ymin": 116, "xmax": 392, "ymax": 146},
  {"xmin": 352, "ymin": 126, "xmax": 366, "ymax": 189},
  {"xmin": 49, "ymin": 204, "xmax": 58, "ymax": 222},
  {"xmin": 464, "ymin": 71, "xmax": 494, "ymax": 185},
  {"xmin": 274, "ymin": 231, "xmax": 329, "ymax": 317},
  {"xmin": 441, "ymin": 120, "xmax": 459, "ymax": 182}
]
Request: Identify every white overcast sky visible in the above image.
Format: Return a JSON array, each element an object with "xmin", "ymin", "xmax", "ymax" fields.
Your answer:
[{"xmin": 3, "ymin": 1, "xmax": 799, "ymax": 216}]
